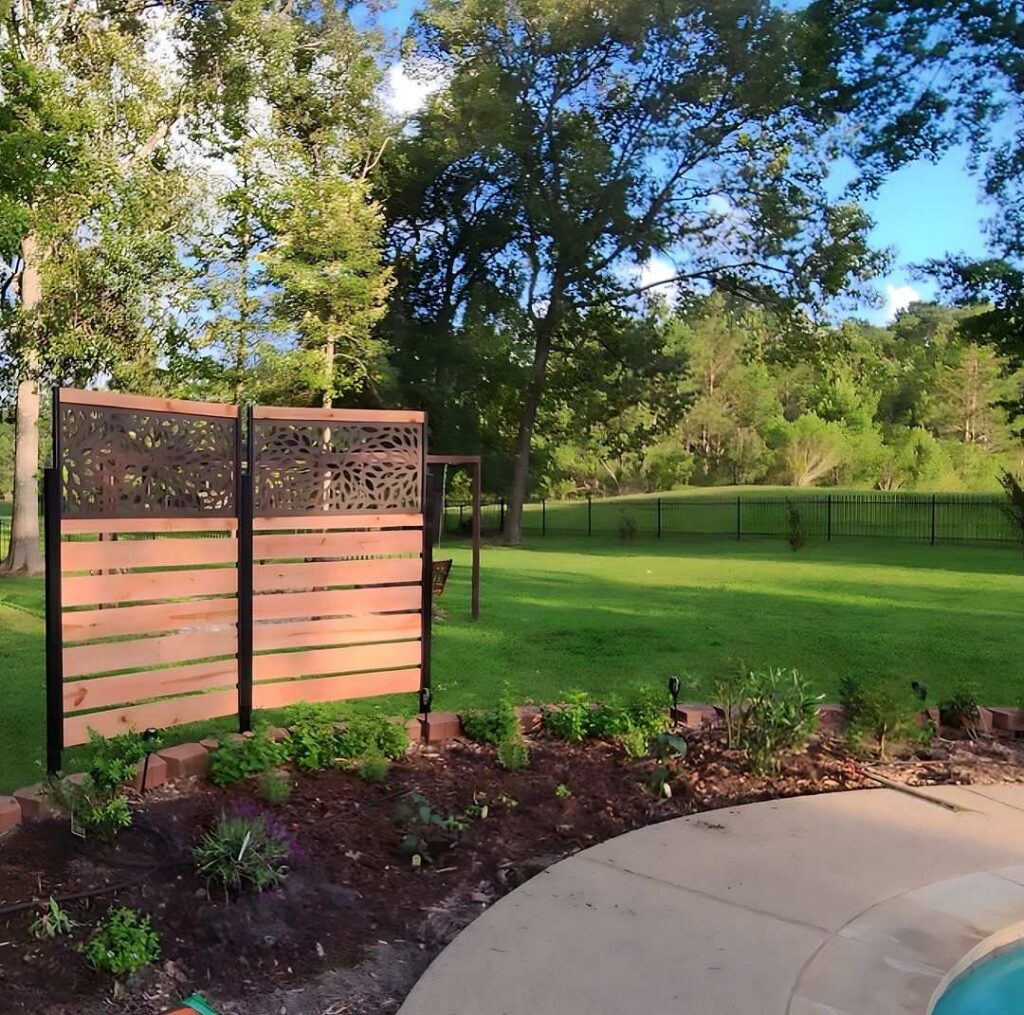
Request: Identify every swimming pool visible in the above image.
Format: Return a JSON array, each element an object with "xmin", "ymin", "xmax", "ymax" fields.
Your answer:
[{"xmin": 932, "ymin": 946, "xmax": 1024, "ymax": 1014}]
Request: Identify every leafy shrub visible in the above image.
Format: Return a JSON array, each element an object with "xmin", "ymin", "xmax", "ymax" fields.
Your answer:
[
  {"xmin": 358, "ymin": 752, "xmax": 391, "ymax": 783},
  {"xmin": 555, "ymin": 783, "xmax": 571, "ymax": 798},
  {"xmin": 646, "ymin": 734, "xmax": 689, "ymax": 798},
  {"xmin": 336, "ymin": 713, "xmax": 408, "ymax": 761},
  {"xmin": 938, "ymin": 683, "xmax": 981, "ymax": 734},
  {"xmin": 712, "ymin": 669, "xmax": 747, "ymax": 748},
  {"xmin": 616, "ymin": 724, "xmax": 650, "ymax": 759},
  {"xmin": 839, "ymin": 673, "xmax": 923, "ymax": 759},
  {"xmin": 741, "ymin": 668, "xmax": 821, "ymax": 773},
  {"xmin": 48, "ymin": 774, "xmax": 132, "ymax": 842},
  {"xmin": 393, "ymin": 793, "xmax": 467, "ymax": 865},
  {"xmin": 85, "ymin": 729, "xmax": 160, "ymax": 792},
  {"xmin": 496, "ymin": 734, "xmax": 530, "ymax": 771},
  {"xmin": 29, "ymin": 897, "xmax": 77, "ymax": 939},
  {"xmin": 461, "ymin": 686, "xmax": 520, "ymax": 745},
  {"xmin": 260, "ymin": 769, "xmax": 292, "ymax": 806},
  {"xmin": 285, "ymin": 702, "xmax": 341, "ymax": 770},
  {"xmin": 208, "ymin": 730, "xmax": 286, "ymax": 787},
  {"xmin": 83, "ymin": 908, "xmax": 160, "ymax": 977},
  {"xmin": 787, "ymin": 505, "xmax": 805, "ymax": 550},
  {"xmin": 193, "ymin": 810, "xmax": 294, "ymax": 893},
  {"xmin": 618, "ymin": 512, "xmax": 637, "ymax": 544},
  {"xmin": 545, "ymin": 688, "xmax": 667, "ymax": 747},
  {"xmin": 542, "ymin": 692, "xmax": 591, "ymax": 742}
]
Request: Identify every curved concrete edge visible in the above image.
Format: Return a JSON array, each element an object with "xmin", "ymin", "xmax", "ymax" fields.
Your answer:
[
  {"xmin": 926, "ymin": 919, "xmax": 1024, "ymax": 1014},
  {"xmin": 399, "ymin": 785, "xmax": 1024, "ymax": 1015}
]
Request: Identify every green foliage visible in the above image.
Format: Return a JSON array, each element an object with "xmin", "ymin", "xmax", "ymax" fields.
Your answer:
[
  {"xmin": 84, "ymin": 729, "xmax": 159, "ymax": 793},
  {"xmin": 259, "ymin": 769, "xmax": 292, "ymax": 806},
  {"xmin": 999, "ymin": 470, "xmax": 1024, "ymax": 549},
  {"xmin": 787, "ymin": 506, "xmax": 806, "ymax": 550},
  {"xmin": 544, "ymin": 688, "xmax": 667, "ymax": 752},
  {"xmin": 336, "ymin": 713, "xmax": 408, "ymax": 761},
  {"xmin": 358, "ymin": 752, "xmax": 391, "ymax": 784},
  {"xmin": 839, "ymin": 674, "xmax": 924, "ymax": 759},
  {"xmin": 741, "ymin": 668, "xmax": 822, "ymax": 774},
  {"xmin": 713, "ymin": 669, "xmax": 748, "ymax": 749},
  {"xmin": 208, "ymin": 731, "xmax": 286, "ymax": 787},
  {"xmin": 938, "ymin": 684, "xmax": 982, "ymax": 735},
  {"xmin": 542, "ymin": 692, "xmax": 592, "ymax": 742},
  {"xmin": 618, "ymin": 512, "xmax": 638, "ymax": 544},
  {"xmin": 393, "ymin": 793, "xmax": 467, "ymax": 865},
  {"xmin": 496, "ymin": 734, "xmax": 530, "ymax": 771},
  {"xmin": 83, "ymin": 908, "xmax": 160, "ymax": 978},
  {"xmin": 29, "ymin": 897, "xmax": 77, "ymax": 940},
  {"xmin": 555, "ymin": 783, "xmax": 571, "ymax": 799},
  {"xmin": 461, "ymin": 686, "xmax": 520, "ymax": 745},
  {"xmin": 285, "ymin": 702, "xmax": 341, "ymax": 771},
  {"xmin": 47, "ymin": 773, "xmax": 132, "ymax": 842},
  {"xmin": 193, "ymin": 812, "xmax": 292, "ymax": 894}
]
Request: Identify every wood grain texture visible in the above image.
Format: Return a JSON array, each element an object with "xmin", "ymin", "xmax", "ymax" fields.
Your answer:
[
  {"xmin": 62, "ymin": 537, "xmax": 237, "ymax": 572},
  {"xmin": 253, "ymin": 512, "xmax": 422, "ymax": 531},
  {"xmin": 252, "ymin": 405, "xmax": 424, "ymax": 423},
  {"xmin": 253, "ymin": 528, "xmax": 421, "ymax": 560},
  {"xmin": 254, "ymin": 613, "xmax": 421, "ymax": 652},
  {"xmin": 62, "ymin": 517, "xmax": 238, "ymax": 535},
  {"xmin": 252, "ymin": 668, "xmax": 421, "ymax": 709},
  {"xmin": 64, "ymin": 629, "xmax": 237, "ymax": 678},
  {"xmin": 60, "ymin": 387, "xmax": 238, "ymax": 418},
  {"xmin": 63, "ymin": 598, "xmax": 238, "ymax": 641},
  {"xmin": 63, "ymin": 690, "xmax": 238, "ymax": 747},
  {"xmin": 64, "ymin": 659, "xmax": 237, "ymax": 712},
  {"xmin": 253, "ymin": 557, "xmax": 421, "ymax": 593},
  {"xmin": 63, "ymin": 568, "xmax": 237, "ymax": 607},
  {"xmin": 254, "ymin": 640, "xmax": 421, "ymax": 682},
  {"xmin": 253, "ymin": 585, "xmax": 421, "ymax": 621}
]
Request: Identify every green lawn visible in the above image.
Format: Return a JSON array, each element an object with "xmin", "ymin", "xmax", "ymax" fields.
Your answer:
[{"xmin": 1, "ymin": 535, "xmax": 1022, "ymax": 792}]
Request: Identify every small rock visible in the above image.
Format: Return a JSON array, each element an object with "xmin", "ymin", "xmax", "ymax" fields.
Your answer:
[{"xmin": 315, "ymin": 941, "xmax": 325, "ymax": 958}]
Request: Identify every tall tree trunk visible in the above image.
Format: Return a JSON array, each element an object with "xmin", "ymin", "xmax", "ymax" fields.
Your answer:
[
  {"xmin": 504, "ymin": 301, "xmax": 562, "ymax": 545},
  {"xmin": 2, "ymin": 234, "xmax": 44, "ymax": 576},
  {"xmin": 322, "ymin": 333, "xmax": 335, "ymax": 409}
]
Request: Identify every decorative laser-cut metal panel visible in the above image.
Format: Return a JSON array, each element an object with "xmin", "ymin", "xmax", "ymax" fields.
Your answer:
[
  {"xmin": 61, "ymin": 404, "xmax": 237, "ymax": 518},
  {"xmin": 253, "ymin": 419, "xmax": 422, "ymax": 515}
]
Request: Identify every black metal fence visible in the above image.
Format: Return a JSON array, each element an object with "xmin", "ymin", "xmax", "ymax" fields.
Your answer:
[{"xmin": 442, "ymin": 492, "xmax": 1019, "ymax": 545}]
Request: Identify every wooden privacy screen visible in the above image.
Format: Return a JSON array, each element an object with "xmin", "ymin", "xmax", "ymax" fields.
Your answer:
[{"xmin": 46, "ymin": 389, "xmax": 429, "ymax": 767}]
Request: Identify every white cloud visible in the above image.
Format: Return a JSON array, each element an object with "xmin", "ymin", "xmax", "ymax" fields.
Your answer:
[
  {"xmin": 383, "ymin": 62, "xmax": 446, "ymax": 117},
  {"xmin": 638, "ymin": 256, "xmax": 679, "ymax": 298},
  {"xmin": 883, "ymin": 283, "xmax": 921, "ymax": 321}
]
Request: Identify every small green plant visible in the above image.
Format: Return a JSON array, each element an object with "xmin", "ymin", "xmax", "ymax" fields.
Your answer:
[
  {"xmin": 461, "ymin": 685, "xmax": 520, "ymax": 745},
  {"xmin": 787, "ymin": 504, "xmax": 805, "ymax": 550},
  {"xmin": 284, "ymin": 702, "xmax": 341, "ymax": 771},
  {"xmin": 47, "ymin": 774, "xmax": 132, "ymax": 842},
  {"xmin": 85, "ymin": 729, "xmax": 160, "ymax": 792},
  {"xmin": 498, "ymin": 793, "xmax": 518, "ymax": 809},
  {"xmin": 358, "ymin": 752, "xmax": 391, "ymax": 783},
  {"xmin": 542, "ymin": 692, "xmax": 591, "ymax": 742},
  {"xmin": 82, "ymin": 792, "xmax": 133, "ymax": 840},
  {"xmin": 193, "ymin": 810, "xmax": 294, "ymax": 893},
  {"xmin": 618, "ymin": 512, "xmax": 637, "ymax": 544},
  {"xmin": 741, "ymin": 668, "xmax": 821, "ymax": 773},
  {"xmin": 83, "ymin": 907, "xmax": 160, "ymax": 978},
  {"xmin": 645, "ymin": 733, "xmax": 688, "ymax": 798},
  {"xmin": 496, "ymin": 733, "xmax": 530, "ymax": 771},
  {"xmin": 336, "ymin": 713, "xmax": 408, "ymax": 761},
  {"xmin": 208, "ymin": 730, "xmax": 286, "ymax": 787},
  {"xmin": 465, "ymin": 797, "xmax": 489, "ymax": 820},
  {"xmin": 555, "ymin": 782, "xmax": 571, "ymax": 799},
  {"xmin": 616, "ymin": 724, "xmax": 650, "ymax": 758},
  {"xmin": 393, "ymin": 793, "xmax": 467, "ymax": 865},
  {"xmin": 29, "ymin": 897, "xmax": 77, "ymax": 939},
  {"xmin": 938, "ymin": 683, "xmax": 982, "ymax": 737},
  {"xmin": 260, "ymin": 769, "xmax": 292, "ymax": 806},
  {"xmin": 713, "ymin": 668, "xmax": 748, "ymax": 748},
  {"xmin": 840, "ymin": 673, "xmax": 924, "ymax": 759}
]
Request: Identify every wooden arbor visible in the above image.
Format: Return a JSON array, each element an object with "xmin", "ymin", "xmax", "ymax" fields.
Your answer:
[{"xmin": 426, "ymin": 454, "xmax": 481, "ymax": 620}]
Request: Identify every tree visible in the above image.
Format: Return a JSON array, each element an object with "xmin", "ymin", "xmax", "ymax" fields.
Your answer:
[
  {"xmin": 773, "ymin": 413, "xmax": 851, "ymax": 486},
  {"xmin": 387, "ymin": 0, "xmax": 882, "ymax": 543}
]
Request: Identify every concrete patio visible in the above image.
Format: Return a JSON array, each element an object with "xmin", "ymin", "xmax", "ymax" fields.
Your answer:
[{"xmin": 399, "ymin": 785, "xmax": 1024, "ymax": 1015}]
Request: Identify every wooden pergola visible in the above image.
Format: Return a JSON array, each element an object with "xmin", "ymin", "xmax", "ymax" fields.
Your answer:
[{"xmin": 426, "ymin": 454, "xmax": 481, "ymax": 620}]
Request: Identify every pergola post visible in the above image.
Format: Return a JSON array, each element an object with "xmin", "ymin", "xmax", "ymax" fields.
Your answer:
[{"xmin": 427, "ymin": 454, "xmax": 482, "ymax": 621}]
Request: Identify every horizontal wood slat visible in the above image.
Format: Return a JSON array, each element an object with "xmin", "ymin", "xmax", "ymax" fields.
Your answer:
[
  {"xmin": 253, "ymin": 557, "xmax": 421, "ymax": 593},
  {"xmin": 254, "ymin": 613, "xmax": 421, "ymax": 652},
  {"xmin": 63, "ymin": 690, "xmax": 238, "ymax": 747},
  {"xmin": 254, "ymin": 640, "xmax": 421, "ymax": 683},
  {"xmin": 63, "ymin": 599, "xmax": 238, "ymax": 641},
  {"xmin": 253, "ymin": 529, "xmax": 421, "ymax": 560},
  {"xmin": 60, "ymin": 387, "xmax": 238, "ymax": 418},
  {"xmin": 253, "ymin": 585, "xmax": 421, "ymax": 621},
  {"xmin": 252, "ymin": 668, "xmax": 421, "ymax": 709},
  {"xmin": 253, "ymin": 513, "xmax": 422, "ymax": 531},
  {"xmin": 64, "ymin": 629, "xmax": 238, "ymax": 678},
  {"xmin": 253, "ymin": 405, "xmax": 424, "ymax": 423},
  {"xmin": 62, "ymin": 537, "xmax": 238, "ymax": 572},
  {"xmin": 65, "ymin": 659, "xmax": 237, "ymax": 713},
  {"xmin": 62, "ymin": 517, "xmax": 238, "ymax": 535},
  {"xmin": 63, "ymin": 568, "xmax": 237, "ymax": 608}
]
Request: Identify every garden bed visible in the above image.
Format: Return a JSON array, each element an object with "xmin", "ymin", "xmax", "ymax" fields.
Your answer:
[{"xmin": 2, "ymin": 727, "xmax": 1023, "ymax": 1015}]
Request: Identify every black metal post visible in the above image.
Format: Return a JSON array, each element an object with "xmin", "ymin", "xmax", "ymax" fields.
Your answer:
[
  {"xmin": 587, "ymin": 494, "xmax": 592, "ymax": 536},
  {"xmin": 237, "ymin": 406, "xmax": 254, "ymax": 733},
  {"xmin": 736, "ymin": 496, "xmax": 741, "ymax": 540},
  {"xmin": 542, "ymin": 498, "xmax": 546, "ymax": 536},
  {"xmin": 657, "ymin": 497, "xmax": 662, "ymax": 538},
  {"xmin": 827, "ymin": 495, "xmax": 832, "ymax": 541},
  {"xmin": 499, "ymin": 497, "xmax": 505, "ymax": 533},
  {"xmin": 44, "ymin": 466, "xmax": 64, "ymax": 774},
  {"xmin": 419, "ymin": 416, "xmax": 433, "ymax": 707},
  {"xmin": 931, "ymin": 493, "xmax": 937, "ymax": 546}
]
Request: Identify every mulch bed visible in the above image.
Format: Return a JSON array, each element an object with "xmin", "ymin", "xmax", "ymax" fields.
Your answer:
[{"xmin": 2, "ymin": 728, "xmax": 1023, "ymax": 1015}]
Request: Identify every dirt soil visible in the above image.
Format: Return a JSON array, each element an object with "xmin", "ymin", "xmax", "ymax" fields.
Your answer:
[{"xmin": 2, "ymin": 728, "xmax": 1023, "ymax": 1015}]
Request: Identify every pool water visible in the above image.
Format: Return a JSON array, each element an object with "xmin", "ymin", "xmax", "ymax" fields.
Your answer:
[{"xmin": 933, "ymin": 946, "xmax": 1024, "ymax": 1014}]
